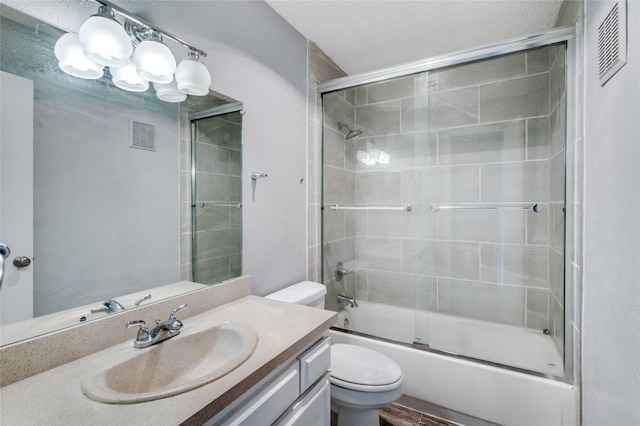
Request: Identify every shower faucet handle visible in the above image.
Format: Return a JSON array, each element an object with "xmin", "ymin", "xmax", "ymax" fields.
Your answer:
[{"xmin": 335, "ymin": 261, "xmax": 354, "ymax": 281}]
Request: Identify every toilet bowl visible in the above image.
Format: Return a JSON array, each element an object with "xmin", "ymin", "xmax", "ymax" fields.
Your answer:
[
  {"xmin": 265, "ymin": 281, "xmax": 404, "ymax": 426},
  {"xmin": 330, "ymin": 343, "xmax": 403, "ymax": 426}
]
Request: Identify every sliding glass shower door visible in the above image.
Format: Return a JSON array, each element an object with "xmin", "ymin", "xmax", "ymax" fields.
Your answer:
[{"xmin": 322, "ymin": 43, "xmax": 567, "ymax": 375}]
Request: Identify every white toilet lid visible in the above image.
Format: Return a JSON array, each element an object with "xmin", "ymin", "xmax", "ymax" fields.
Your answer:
[{"xmin": 330, "ymin": 344, "xmax": 402, "ymax": 387}]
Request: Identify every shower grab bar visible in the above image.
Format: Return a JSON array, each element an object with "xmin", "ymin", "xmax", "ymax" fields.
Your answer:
[
  {"xmin": 430, "ymin": 203, "xmax": 543, "ymax": 213},
  {"xmin": 198, "ymin": 202, "xmax": 242, "ymax": 209},
  {"xmin": 328, "ymin": 204, "xmax": 412, "ymax": 212}
]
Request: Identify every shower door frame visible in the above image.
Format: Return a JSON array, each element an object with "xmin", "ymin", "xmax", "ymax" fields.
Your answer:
[{"xmin": 318, "ymin": 26, "xmax": 578, "ymax": 384}]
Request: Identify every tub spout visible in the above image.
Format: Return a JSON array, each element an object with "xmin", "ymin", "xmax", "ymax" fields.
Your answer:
[{"xmin": 337, "ymin": 294, "xmax": 358, "ymax": 308}]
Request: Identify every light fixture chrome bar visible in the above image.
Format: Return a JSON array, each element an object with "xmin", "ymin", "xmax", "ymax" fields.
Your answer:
[
  {"xmin": 198, "ymin": 202, "xmax": 242, "ymax": 209},
  {"xmin": 93, "ymin": 0, "xmax": 207, "ymax": 57},
  {"xmin": 318, "ymin": 26, "xmax": 574, "ymax": 93},
  {"xmin": 430, "ymin": 203, "xmax": 543, "ymax": 213},
  {"xmin": 328, "ymin": 204, "xmax": 412, "ymax": 212}
]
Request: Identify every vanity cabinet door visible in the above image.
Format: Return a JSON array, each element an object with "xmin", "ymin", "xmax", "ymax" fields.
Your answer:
[
  {"xmin": 274, "ymin": 374, "xmax": 330, "ymax": 426},
  {"xmin": 298, "ymin": 337, "xmax": 331, "ymax": 393},
  {"xmin": 222, "ymin": 363, "xmax": 300, "ymax": 426},
  {"xmin": 207, "ymin": 335, "xmax": 331, "ymax": 426}
]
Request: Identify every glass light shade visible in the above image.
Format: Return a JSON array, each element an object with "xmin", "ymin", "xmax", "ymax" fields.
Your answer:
[
  {"xmin": 133, "ymin": 40, "xmax": 176, "ymax": 84},
  {"xmin": 356, "ymin": 150, "xmax": 369, "ymax": 164},
  {"xmin": 54, "ymin": 33, "xmax": 104, "ymax": 79},
  {"xmin": 175, "ymin": 58, "xmax": 211, "ymax": 96},
  {"xmin": 78, "ymin": 14, "xmax": 132, "ymax": 67},
  {"xmin": 153, "ymin": 80, "xmax": 186, "ymax": 103},
  {"xmin": 111, "ymin": 61, "xmax": 149, "ymax": 92}
]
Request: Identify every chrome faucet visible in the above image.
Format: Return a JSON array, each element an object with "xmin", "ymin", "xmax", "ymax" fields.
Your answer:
[
  {"xmin": 126, "ymin": 304, "xmax": 187, "ymax": 349},
  {"xmin": 335, "ymin": 261, "xmax": 354, "ymax": 281},
  {"xmin": 90, "ymin": 299, "xmax": 125, "ymax": 314},
  {"xmin": 337, "ymin": 294, "xmax": 358, "ymax": 308}
]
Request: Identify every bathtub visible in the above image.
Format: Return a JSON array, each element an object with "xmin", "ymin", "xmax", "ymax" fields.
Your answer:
[{"xmin": 332, "ymin": 301, "xmax": 576, "ymax": 426}]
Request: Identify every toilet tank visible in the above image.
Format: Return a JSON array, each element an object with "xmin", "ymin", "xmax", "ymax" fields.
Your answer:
[{"xmin": 265, "ymin": 281, "xmax": 326, "ymax": 309}]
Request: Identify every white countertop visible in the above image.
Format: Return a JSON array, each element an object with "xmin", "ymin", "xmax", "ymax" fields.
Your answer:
[{"xmin": 0, "ymin": 296, "xmax": 336, "ymax": 425}]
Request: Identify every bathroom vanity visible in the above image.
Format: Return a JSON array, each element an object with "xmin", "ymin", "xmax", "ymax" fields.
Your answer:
[
  {"xmin": 207, "ymin": 334, "xmax": 332, "ymax": 425},
  {"xmin": 0, "ymin": 277, "xmax": 336, "ymax": 425}
]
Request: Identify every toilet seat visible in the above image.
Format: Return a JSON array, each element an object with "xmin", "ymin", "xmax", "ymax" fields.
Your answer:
[
  {"xmin": 330, "ymin": 344, "xmax": 403, "ymax": 392},
  {"xmin": 330, "ymin": 375, "xmax": 402, "ymax": 393}
]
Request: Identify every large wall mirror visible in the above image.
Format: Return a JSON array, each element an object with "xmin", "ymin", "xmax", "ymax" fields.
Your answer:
[{"xmin": 0, "ymin": 5, "xmax": 242, "ymax": 345}]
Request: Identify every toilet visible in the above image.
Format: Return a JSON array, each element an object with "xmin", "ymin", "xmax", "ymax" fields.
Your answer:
[{"xmin": 265, "ymin": 281, "xmax": 403, "ymax": 426}]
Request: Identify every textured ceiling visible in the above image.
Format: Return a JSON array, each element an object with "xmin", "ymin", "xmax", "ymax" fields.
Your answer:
[
  {"xmin": 3, "ymin": 0, "xmax": 565, "ymax": 77},
  {"xmin": 265, "ymin": 0, "xmax": 565, "ymax": 75}
]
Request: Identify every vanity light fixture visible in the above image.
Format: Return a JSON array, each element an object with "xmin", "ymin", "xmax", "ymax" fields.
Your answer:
[
  {"xmin": 54, "ymin": 0, "xmax": 210, "ymax": 102},
  {"xmin": 153, "ymin": 80, "xmax": 187, "ymax": 103},
  {"xmin": 54, "ymin": 33, "xmax": 105, "ymax": 80},
  {"xmin": 110, "ymin": 60, "xmax": 149, "ymax": 92},
  {"xmin": 78, "ymin": 5, "xmax": 132, "ymax": 67},
  {"xmin": 356, "ymin": 146, "xmax": 391, "ymax": 166},
  {"xmin": 175, "ymin": 50, "xmax": 211, "ymax": 96},
  {"xmin": 133, "ymin": 30, "xmax": 176, "ymax": 84}
]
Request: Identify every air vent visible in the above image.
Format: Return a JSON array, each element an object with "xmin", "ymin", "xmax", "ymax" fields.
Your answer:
[
  {"xmin": 598, "ymin": 0, "xmax": 627, "ymax": 86},
  {"xmin": 130, "ymin": 120, "xmax": 156, "ymax": 151}
]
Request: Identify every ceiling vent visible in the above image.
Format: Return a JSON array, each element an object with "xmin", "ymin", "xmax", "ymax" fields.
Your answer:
[
  {"xmin": 598, "ymin": 0, "xmax": 627, "ymax": 86},
  {"xmin": 130, "ymin": 120, "xmax": 156, "ymax": 151}
]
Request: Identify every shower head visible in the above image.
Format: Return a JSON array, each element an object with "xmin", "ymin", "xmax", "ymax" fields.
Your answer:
[{"xmin": 338, "ymin": 122, "xmax": 363, "ymax": 141}]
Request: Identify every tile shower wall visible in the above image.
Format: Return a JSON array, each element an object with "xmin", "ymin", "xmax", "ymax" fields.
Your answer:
[
  {"xmin": 307, "ymin": 42, "xmax": 348, "ymax": 311},
  {"xmin": 322, "ymin": 90, "xmax": 358, "ymax": 311},
  {"xmin": 323, "ymin": 46, "xmax": 567, "ymax": 333},
  {"xmin": 193, "ymin": 113, "xmax": 242, "ymax": 284},
  {"xmin": 179, "ymin": 106, "xmax": 242, "ymax": 285}
]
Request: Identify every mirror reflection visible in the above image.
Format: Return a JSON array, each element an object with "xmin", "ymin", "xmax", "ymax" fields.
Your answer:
[{"xmin": 0, "ymin": 5, "xmax": 243, "ymax": 345}]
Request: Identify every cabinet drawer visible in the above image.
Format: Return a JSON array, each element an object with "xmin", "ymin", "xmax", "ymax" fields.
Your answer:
[
  {"xmin": 274, "ymin": 374, "xmax": 330, "ymax": 426},
  {"xmin": 298, "ymin": 336, "xmax": 330, "ymax": 393},
  {"xmin": 223, "ymin": 363, "xmax": 300, "ymax": 426}
]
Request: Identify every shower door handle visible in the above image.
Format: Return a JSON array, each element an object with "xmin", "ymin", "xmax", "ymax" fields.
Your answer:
[{"xmin": 0, "ymin": 243, "xmax": 10, "ymax": 290}]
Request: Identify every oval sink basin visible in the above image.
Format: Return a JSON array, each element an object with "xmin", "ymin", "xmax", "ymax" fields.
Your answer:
[{"xmin": 82, "ymin": 321, "xmax": 258, "ymax": 404}]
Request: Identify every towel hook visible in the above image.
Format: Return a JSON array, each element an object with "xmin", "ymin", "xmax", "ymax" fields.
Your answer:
[{"xmin": 251, "ymin": 172, "xmax": 268, "ymax": 180}]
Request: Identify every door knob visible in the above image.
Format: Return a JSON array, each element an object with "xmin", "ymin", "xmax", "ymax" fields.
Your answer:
[{"xmin": 13, "ymin": 256, "xmax": 31, "ymax": 268}]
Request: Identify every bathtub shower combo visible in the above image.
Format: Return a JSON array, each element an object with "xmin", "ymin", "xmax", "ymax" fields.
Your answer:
[{"xmin": 320, "ymin": 28, "xmax": 575, "ymax": 423}]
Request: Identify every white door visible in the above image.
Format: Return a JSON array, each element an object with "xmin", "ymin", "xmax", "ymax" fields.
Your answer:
[{"xmin": 0, "ymin": 71, "xmax": 34, "ymax": 325}]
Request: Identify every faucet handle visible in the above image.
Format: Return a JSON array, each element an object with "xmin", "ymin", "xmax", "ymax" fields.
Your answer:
[
  {"xmin": 134, "ymin": 293, "xmax": 152, "ymax": 306},
  {"xmin": 90, "ymin": 306, "xmax": 109, "ymax": 314},
  {"xmin": 127, "ymin": 320, "xmax": 150, "ymax": 341},
  {"xmin": 335, "ymin": 261, "xmax": 354, "ymax": 281},
  {"xmin": 168, "ymin": 304, "xmax": 188, "ymax": 320}
]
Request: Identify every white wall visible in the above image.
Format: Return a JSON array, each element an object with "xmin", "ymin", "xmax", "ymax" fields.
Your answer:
[
  {"xmin": 582, "ymin": 0, "xmax": 640, "ymax": 424},
  {"xmin": 111, "ymin": 1, "xmax": 310, "ymax": 297},
  {"xmin": 4, "ymin": 0, "xmax": 309, "ymax": 297}
]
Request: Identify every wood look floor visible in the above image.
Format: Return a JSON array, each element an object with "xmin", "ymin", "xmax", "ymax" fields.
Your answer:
[{"xmin": 379, "ymin": 403, "xmax": 459, "ymax": 426}]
